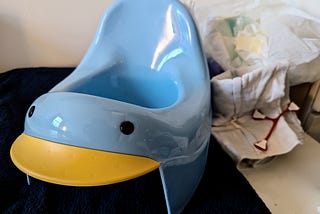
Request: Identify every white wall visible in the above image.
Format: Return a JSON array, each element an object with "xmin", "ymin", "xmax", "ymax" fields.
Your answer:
[
  {"xmin": 0, "ymin": 0, "xmax": 114, "ymax": 72},
  {"xmin": 0, "ymin": 0, "xmax": 319, "ymax": 73}
]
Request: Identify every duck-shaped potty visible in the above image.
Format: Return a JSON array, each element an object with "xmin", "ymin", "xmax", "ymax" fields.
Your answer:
[{"xmin": 10, "ymin": 0, "xmax": 211, "ymax": 213}]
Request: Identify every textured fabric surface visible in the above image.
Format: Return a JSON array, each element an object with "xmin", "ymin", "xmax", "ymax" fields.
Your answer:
[
  {"xmin": 211, "ymin": 62, "xmax": 303, "ymax": 168},
  {"xmin": 0, "ymin": 67, "xmax": 270, "ymax": 213}
]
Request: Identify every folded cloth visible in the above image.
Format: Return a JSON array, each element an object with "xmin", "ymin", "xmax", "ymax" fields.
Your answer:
[{"xmin": 211, "ymin": 61, "xmax": 304, "ymax": 168}]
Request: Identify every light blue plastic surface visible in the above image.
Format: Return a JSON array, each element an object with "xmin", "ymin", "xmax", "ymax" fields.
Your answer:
[{"xmin": 23, "ymin": 0, "xmax": 212, "ymax": 213}]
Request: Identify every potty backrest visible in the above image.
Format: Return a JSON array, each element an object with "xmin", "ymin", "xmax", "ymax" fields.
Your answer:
[{"xmin": 51, "ymin": 0, "xmax": 209, "ymax": 108}]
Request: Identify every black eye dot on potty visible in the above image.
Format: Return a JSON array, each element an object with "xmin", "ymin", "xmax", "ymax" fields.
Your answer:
[
  {"xmin": 28, "ymin": 106, "xmax": 35, "ymax": 118},
  {"xmin": 120, "ymin": 121, "xmax": 134, "ymax": 135}
]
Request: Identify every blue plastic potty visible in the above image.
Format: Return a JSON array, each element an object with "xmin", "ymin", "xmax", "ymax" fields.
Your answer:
[{"xmin": 10, "ymin": 0, "xmax": 212, "ymax": 213}]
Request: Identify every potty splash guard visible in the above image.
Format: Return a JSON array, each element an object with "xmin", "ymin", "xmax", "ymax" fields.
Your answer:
[{"xmin": 10, "ymin": 0, "xmax": 212, "ymax": 213}]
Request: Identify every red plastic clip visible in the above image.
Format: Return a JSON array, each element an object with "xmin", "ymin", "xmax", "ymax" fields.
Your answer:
[{"xmin": 252, "ymin": 102, "xmax": 299, "ymax": 151}]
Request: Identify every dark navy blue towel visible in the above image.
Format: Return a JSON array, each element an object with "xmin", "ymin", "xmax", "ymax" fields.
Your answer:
[{"xmin": 0, "ymin": 67, "xmax": 270, "ymax": 214}]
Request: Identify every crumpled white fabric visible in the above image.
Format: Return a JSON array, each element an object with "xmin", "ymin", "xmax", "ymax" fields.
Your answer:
[
  {"xmin": 181, "ymin": 0, "xmax": 320, "ymax": 85},
  {"xmin": 179, "ymin": 0, "xmax": 318, "ymax": 168},
  {"xmin": 211, "ymin": 62, "xmax": 304, "ymax": 168}
]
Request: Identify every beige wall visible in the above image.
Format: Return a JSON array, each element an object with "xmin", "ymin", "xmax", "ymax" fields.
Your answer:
[
  {"xmin": 0, "ymin": 0, "xmax": 114, "ymax": 72},
  {"xmin": 0, "ymin": 0, "xmax": 319, "ymax": 73}
]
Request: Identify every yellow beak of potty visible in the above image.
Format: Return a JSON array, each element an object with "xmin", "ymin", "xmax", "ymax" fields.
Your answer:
[
  {"xmin": 10, "ymin": 0, "xmax": 212, "ymax": 213},
  {"xmin": 11, "ymin": 134, "xmax": 160, "ymax": 186}
]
